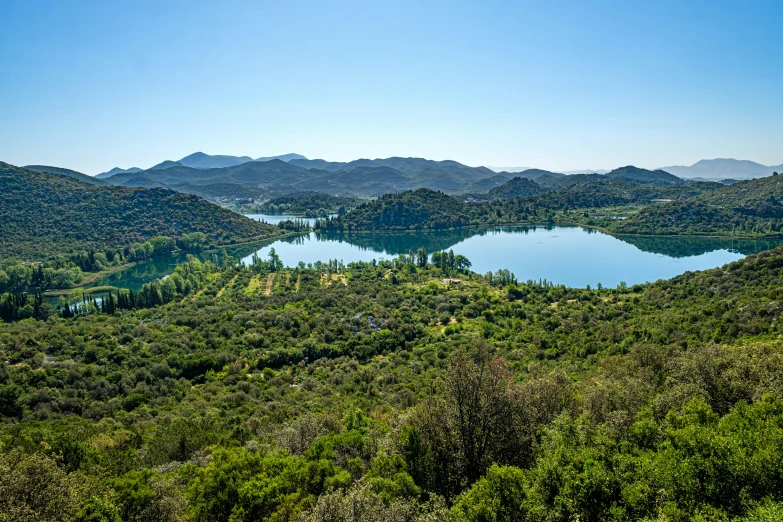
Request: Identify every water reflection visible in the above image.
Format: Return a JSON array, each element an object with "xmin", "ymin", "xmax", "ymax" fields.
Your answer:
[
  {"xmin": 617, "ymin": 235, "xmax": 783, "ymax": 258},
  {"xmin": 89, "ymin": 226, "xmax": 783, "ymax": 291}
]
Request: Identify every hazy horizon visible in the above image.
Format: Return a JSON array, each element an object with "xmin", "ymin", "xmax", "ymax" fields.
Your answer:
[{"xmin": 1, "ymin": 0, "xmax": 781, "ymax": 174}]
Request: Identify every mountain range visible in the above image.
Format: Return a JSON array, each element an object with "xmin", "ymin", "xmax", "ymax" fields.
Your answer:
[
  {"xmin": 93, "ymin": 155, "xmax": 516, "ymax": 200},
  {"xmin": 97, "ymin": 152, "xmax": 308, "ymax": 177},
  {"xmin": 45, "ymin": 152, "xmax": 783, "ymax": 203},
  {"xmin": 489, "ymin": 167, "xmax": 611, "ymax": 175},
  {"xmin": 493, "ymin": 159, "xmax": 783, "ymax": 180},
  {"xmin": 660, "ymin": 159, "xmax": 783, "ymax": 180}
]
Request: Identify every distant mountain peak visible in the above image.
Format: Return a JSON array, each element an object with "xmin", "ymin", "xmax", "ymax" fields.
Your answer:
[
  {"xmin": 96, "ymin": 166, "xmax": 143, "ymax": 178},
  {"xmin": 255, "ymin": 153, "xmax": 307, "ymax": 162},
  {"xmin": 175, "ymin": 152, "xmax": 253, "ymax": 169},
  {"xmin": 182, "ymin": 151, "xmax": 208, "ymax": 159},
  {"xmin": 149, "ymin": 160, "xmax": 185, "ymax": 171},
  {"xmin": 661, "ymin": 158, "xmax": 782, "ymax": 180}
]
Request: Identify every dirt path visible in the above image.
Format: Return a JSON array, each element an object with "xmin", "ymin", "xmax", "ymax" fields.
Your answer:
[
  {"xmin": 264, "ymin": 274, "xmax": 275, "ymax": 296},
  {"xmin": 216, "ymin": 274, "xmax": 238, "ymax": 298}
]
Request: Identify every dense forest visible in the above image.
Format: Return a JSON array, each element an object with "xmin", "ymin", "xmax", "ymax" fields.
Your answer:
[
  {"xmin": 2, "ymin": 243, "xmax": 783, "ymax": 520},
  {"xmin": 318, "ymin": 181, "xmax": 723, "ymax": 233},
  {"xmin": 321, "ymin": 174, "xmax": 783, "ymax": 238},
  {"xmin": 24, "ymin": 165, "xmax": 109, "ymax": 186},
  {"xmin": 485, "ymin": 177, "xmax": 549, "ymax": 200},
  {"xmin": 0, "ymin": 163, "xmax": 281, "ymax": 261},
  {"xmin": 229, "ymin": 192, "xmax": 361, "ymax": 217}
]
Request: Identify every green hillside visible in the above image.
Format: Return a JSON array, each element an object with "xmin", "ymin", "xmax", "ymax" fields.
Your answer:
[
  {"xmin": 612, "ymin": 201, "xmax": 742, "ymax": 235},
  {"xmin": 0, "ymin": 162, "xmax": 279, "ymax": 260},
  {"xmin": 513, "ymin": 166, "xmax": 685, "ymax": 189},
  {"xmin": 701, "ymin": 173, "xmax": 783, "ymax": 215},
  {"xmin": 487, "ymin": 176, "xmax": 549, "ymax": 199},
  {"xmin": 612, "ymin": 175, "xmax": 783, "ymax": 236},
  {"xmin": 234, "ymin": 192, "xmax": 361, "ymax": 216},
  {"xmin": 4, "ymin": 241, "xmax": 783, "ymax": 519},
  {"xmin": 605, "ymin": 165, "xmax": 685, "ymax": 185},
  {"xmin": 24, "ymin": 164, "xmax": 107, "ymax": 186},
  {"xmin": 326, "ymin": 188, "xmax": 471, "ymax": 230},
  {"xmin": 172, "ymin": 182, "xmax": 264, "ymax": 201},
  {"xmin": 324, "ymin": 181, "xmax": 723, "ymax": 232}
]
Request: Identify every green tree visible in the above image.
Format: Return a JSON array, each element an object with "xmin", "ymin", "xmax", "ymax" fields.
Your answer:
[
  {"xmin": 268, "ymin": 248, "xmax": 282, "ymax": 272},
  {"xmin": 450, "ymin": 465, "xmax": 528, "ymax": 522},
  {"xmin": 75, "ymin": 497, "xmax": 121, "ymax": 522}
]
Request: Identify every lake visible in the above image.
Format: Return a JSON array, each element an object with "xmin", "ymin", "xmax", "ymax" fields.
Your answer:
[
  {"xmin": 245, "ymin": 214, "xmax": 331, "ymax": 226},
  {"xmin": 88, "ymin": 225, "xmax": 783, "ymax": 291}
]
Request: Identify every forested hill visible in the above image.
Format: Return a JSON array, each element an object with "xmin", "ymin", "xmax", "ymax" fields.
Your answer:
[
  {"xmin": 604, "ymin": 165, "xmax": 685, "ymax": 185},
  {"xmin": 614, "ymin": 174, "xmax": 783, "ymax": 237},
  {"xmin": 486, "ymin": 176, "xmax": 549, "ymax": 199},
  {"xmin": 700, "ymin": 172, "xmax": 783, "ymax": 212},
  {"xmin": 321, "ymin": 182, "xmax": 723, "ymax": 232},
  {"xmin": 0, "ymin": 162, "xmax": 279, "ymax": 260},
  {"xmin": 23, "ymin": 164, "xmax": 108, "ymax": 186},
  {"xmin": 234, "ymin": 192, "xmax": 361, "ymax": 216},
  {"xmin": 325, "ymin": 189, "xmax": 472, "ymax": 230}
]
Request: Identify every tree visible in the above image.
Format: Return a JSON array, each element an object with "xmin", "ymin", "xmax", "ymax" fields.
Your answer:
[
  {"xmin": 416, "ymin": 247, "xmax": 428, "ymax": 269},
  {"xmin": 454, "ymin": 255, "xmax": 471, "ymax": 272},
  {"xmin": 298, "ymin": 480, "xmax": 448, "ymax": 522},
  {"xmin": 268, "ymin": 248, "xmax": 282, "ymax": 272},
  {"xmin": 450, "ymin": 465, "xmax": 527, "ymax": 522},
  {"xmin": 0, "ymin": 384, "xmax": 22, "ymax": 418},
  {"xmin": 75, "ymin": 497, "xmax": 121, "ymax": 522},
  {"xmin": 403, "ymin": 345, "xmax": 528, "ymax": 499},
  {"xmin": 0, "ymin": 451, "xmax": 87, "ymax": 522}
]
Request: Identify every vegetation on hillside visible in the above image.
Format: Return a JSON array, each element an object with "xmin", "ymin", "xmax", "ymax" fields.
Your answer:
[
  {"xmin": 486, "ymin": 177, "xmax": 549, "ymax": 200},
  {"xmin": 0, "ymin": 163, "xmax": 280, "ymax": 262},
  {"xmin": 320, "ymin": 181, "xmax": 723, "ymax": 233},
  {"xmin": 229, "ymin": 192, "xmax": 362, "ymax": 216},
  {"xmin": 701, "ymin": 172, "xmax": 783, "ymax": 213},
  {"xmin": 23, "ymin": 165, "xmax": 108, "ymax": 186},
  {"xmin": 3, "ymin": 242, "xmax": 783, "ymax": 519},
  {"xmin": 320, "ymin": 189, "xmax": 475, "ymax": 231},
  {"xmin": 604, "ymin": 165, "xmax": 685, "ymax": 185},
  {"xmin": 614, "ymin": 174, "xmax": 783, "ymax": 236}
]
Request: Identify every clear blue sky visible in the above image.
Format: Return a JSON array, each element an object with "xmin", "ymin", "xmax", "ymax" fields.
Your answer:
[{"xmin": 1, "ymin": 0, "xmax": 781, "ymax": 174}]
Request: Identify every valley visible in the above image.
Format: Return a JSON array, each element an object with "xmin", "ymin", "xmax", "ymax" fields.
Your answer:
[{"xmin": 2, "ymin": 155, "xmax": 783, "ymax": 521}]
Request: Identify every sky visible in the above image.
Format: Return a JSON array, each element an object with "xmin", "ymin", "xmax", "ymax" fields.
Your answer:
[{"xmin": 0, "ymin": 0, "xmax": 781, "ymax": 175}]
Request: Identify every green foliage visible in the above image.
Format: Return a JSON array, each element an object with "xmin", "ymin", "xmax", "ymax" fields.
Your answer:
[
  {"xmin": 185, "ymin": 447, "xmax": 350, "ymax": 522},
  {"xmin": 233, "ymin": 192, "xmax": 361, "ymax": 217},
  {"xmin": 2, "ymin": 244, "xmax": 783, "ymax": 519},
  {"xmin": 451, "ymin": 465, "xmax": 528, "ymax": 522},
  {"xmin": 0, "ymin": 162, "xmax": 279, "ymax": 261},
  {"xmin": 75, "ymin": 497, "xmax": 121, "ymax": 522},
  {"xmin": 322, "ymin": 181, "xmax": 723, "ymax": 233},
  {"xmin": 604, "ymin": 165, "xmax": 685, "ymax": 186},
  {"xmin": 487, "ymin": 177, "xmax": 549, "ymax": 200},
  {"xmin": 0, "ymin": 450, "xmax": 88, "ymax": 522},
  {"xmin": 24, "ymin": 165, "xmax": 108, "ymax": 186}
]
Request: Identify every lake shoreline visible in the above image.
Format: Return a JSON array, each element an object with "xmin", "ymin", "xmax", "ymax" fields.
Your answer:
[
  {"xmin": 42, "ymin": 230, "xmax": 296, "ymax": 297},
  {"xmin": 318, "ymin": 220, "xmax": 783, "ymax": 241},
  {"xmin": 48, "ymin": 224, "xmax": 783, "ymax": 296}
]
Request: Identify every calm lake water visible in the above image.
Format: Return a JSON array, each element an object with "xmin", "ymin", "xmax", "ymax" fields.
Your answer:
[
  {"xmin": 245, "ymin": 214, "xmax": 329, "ymax": 226},
  {"xmin": 89, "ymin": 226, "xmax": 783, "ymax": 291}
]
